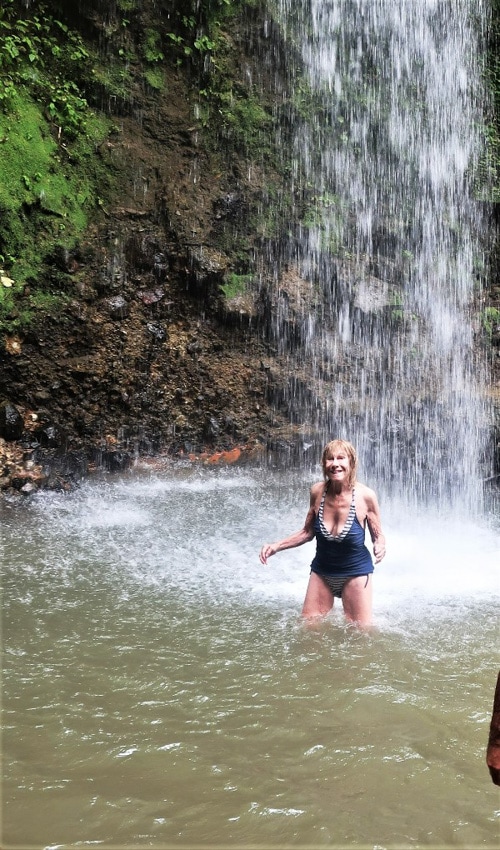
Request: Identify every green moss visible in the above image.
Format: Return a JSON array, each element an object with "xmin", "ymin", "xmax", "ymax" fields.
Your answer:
[
  {"xmin": 117, "ymin": 0, "xmax": 138, "ymax": 11},
  {"xmin": 217, "ymin": 91, "xmax": 273, "ymax": 154},
  {"xmin": 0, "ymin": 93, "xmax": 111, "ymax": 287},
  {"xmin": 481, "ymin": 305, "xmax": 500, "ymax": 337},
  {"xmin": 0, "ymin": 0, "xmax": 116, "ymax": 312},
  {"xmin": 90, "ymin": 61, "xmax": 134, "ymax": 104},
  {"xmin": 143, "ymin": 67, "xmax": 165, "ymax": 91},
  {"xmin": 0, "ymin": 2, "xmax": 145, "ymax": 336},
  {"xmin": 220, "ymin": 273, "xmax": 254, "ymax": 299},
  {"xmin": 0, "ymin": 287, "xmax": 71, "ymax": 335}
]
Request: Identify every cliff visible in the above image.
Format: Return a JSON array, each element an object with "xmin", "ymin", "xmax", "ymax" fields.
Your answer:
[{"xmin": 0, "ymin": 0, "xmax": 498, "ymax": 493}]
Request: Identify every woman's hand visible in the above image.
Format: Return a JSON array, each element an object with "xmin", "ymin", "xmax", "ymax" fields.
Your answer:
[
  {"xmin": 259, "ymin": 543, "xmax": 278, "ymax": 564},
  {"xmin": 373, "ymin": 539, "xmax": 386, "ymax": 563}
]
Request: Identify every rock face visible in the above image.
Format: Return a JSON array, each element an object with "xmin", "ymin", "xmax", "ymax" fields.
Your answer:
[
  {"xmin": 0, "ymin": 3, "xmax": 310, "ymax": 494},
  {"xmin": 0, "ymin": 0, "xmax": 499, "ymax": 494}
]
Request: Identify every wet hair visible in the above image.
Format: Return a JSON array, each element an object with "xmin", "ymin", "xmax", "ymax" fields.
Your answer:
[{"xmin": 321, "ymin": 439, "xmax": 358, "ymax": 489}]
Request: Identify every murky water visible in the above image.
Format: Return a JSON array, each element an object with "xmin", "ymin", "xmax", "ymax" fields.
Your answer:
[{"xmin": 2, "ymin": 465, "xmax": 499, "ymax": 848}]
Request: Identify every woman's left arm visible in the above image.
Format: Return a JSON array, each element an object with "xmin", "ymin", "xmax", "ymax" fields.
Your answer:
[{"xmin": 364, "ymin": 488, "xmax": 386, "ymax": 564}]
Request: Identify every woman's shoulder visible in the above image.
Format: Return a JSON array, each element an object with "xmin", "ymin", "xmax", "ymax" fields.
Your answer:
[
  {"xmin": 311, "ymin": 479, "xmax": 325, "ymax": 493},
  {"xmin": 354, "ymin": 481, "xmax": 377, "ymax": 502},
  {"xmin": 309, "ymin": 480, "xmax": 325, "ymax": 500}
]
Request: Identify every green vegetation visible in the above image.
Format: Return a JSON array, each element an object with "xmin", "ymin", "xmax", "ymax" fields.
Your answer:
[
  {"xmin": 0, "ymin": 1, "xmax": 91, "ymax": 136},
  {"xmin": 481, "ymin": 305, "xmax": 500, "ymax": 338},
  {"xmin": 143, "ymin": 67, "xmax": 165, "ymax": 91},
  {"xmin": 161, "ymin": 0, "xmax": 279, "ymax": 158},
  {"xmin": 143, "ymin": 29, "xmax": 164, "ymax": 64},
  {"xmin": 478, "ymin": 0, "xmax": 500, "ymax": 199},
  {"xmin": 220, "ymin": 273, "xmax": 254, "ymax": 300},
  {"xmin": 0, "ymin": 0, "xmax": 114, "ymax": 330},
  {"xmin": 0, "ymin": 99, "xmax": 111, "ymax": 331},
  {"xmin": 2, "ymin": 97, "xmax": 109, "ymax": 218},
  {"xmin": 211, "ymin": 88, "xmax": 273, "ymax": 155},
  {"xmin": 0, "ymin": 0, "xmax": 282, "ymax": 334},
  {"xmin": 0, "ymin": 84, "xmax": 110, "ymax": 319}
]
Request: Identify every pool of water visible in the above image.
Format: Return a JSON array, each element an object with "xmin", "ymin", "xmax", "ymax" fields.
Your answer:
[{"xmin": 2, "ymin": 465, "xmax": 499, "ymax": 848}]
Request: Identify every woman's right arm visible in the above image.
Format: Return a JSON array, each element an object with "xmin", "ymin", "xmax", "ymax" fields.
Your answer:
[{"xmin": 259, "ymin": 486, "xmax": 318, "ymax": 564}]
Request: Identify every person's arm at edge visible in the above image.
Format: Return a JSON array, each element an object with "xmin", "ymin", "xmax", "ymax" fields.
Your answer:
[
  {"xmin": 487, "ymin": 669, "xmax": 500, "ymax": 786},
  {"xmin": 259, "ymin": 485, "xmax": 318, "ymax": 565}
]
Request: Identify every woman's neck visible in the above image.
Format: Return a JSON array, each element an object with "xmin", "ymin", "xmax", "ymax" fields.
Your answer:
[{"xmin": 327, "ymin": 479, "xmax": 352, "ymax": 496}]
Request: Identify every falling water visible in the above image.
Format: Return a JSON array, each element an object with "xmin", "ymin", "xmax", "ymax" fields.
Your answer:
[{"xmin": 268, "ymin": 0, "xmax": 491, "ymax": 512}]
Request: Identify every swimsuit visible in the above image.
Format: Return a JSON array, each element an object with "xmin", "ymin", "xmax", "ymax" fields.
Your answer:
[
  {"xmin": 320, "ymin": 573, "xmax": 370, "ymax": 598},
  {"xmin": 310, "ymin": 485, "xmax": 373, "ymax": 597}
]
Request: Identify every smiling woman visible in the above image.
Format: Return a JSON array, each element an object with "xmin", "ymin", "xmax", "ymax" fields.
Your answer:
[{"xmin": 259, "ymin": 439, "xmax": 386, "ymax": 628}]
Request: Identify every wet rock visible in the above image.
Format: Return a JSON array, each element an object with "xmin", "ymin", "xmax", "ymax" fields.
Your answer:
[
  {"xmin": 5, "ymin": 335, "xmax": 22, "ymax": 355},
  {"xmin": 146, "ymin": 322, "xmax": 166, "ymax": 341},
  {"xmin": 137, "ymin": 287, "xmax": 165, "ymax": 306},
  {"xmin": 0, "ymin": 401, "xmax": 24, "ymax": 441},
  {"xmin": 152, "ymin": 252, "xmax": 169, "ymax": 281},
  {"xmin": 220, "ymin": 290, "xmax": 259, "ymax": 324},
  {"xmin": 213, "ymin": 192, "xmax": 245, "ymax": 221},
  {"xmin": 189, "ymin": 247, "xmax": 229, "ymax": 277},
  {"xmin": 204, "ymin": 416, "xmax": 221, "ymax": 440},
  {"xmin": 124, "ymin": 233, "xmax": 163, "ymax": 272},
  {"xmin": 34, "ymin": 423, "xmax": 67, "ymax": 449},
  {"xmin": 47, "ymin": 245, "xmax": 82, "ymax": 274},
  {"xmin": 97, "ymin": 450, "xmax": 133, "ymax": 472},
  {"xmin": 107, "ymin": 295, "xmax": 130, "ymax": 319},
  {"xmin": 187, "ymin": 247, "xmax": 229, "ymax": 296},
  {"xmin": 29, "ymin": 449, "xmax": 89, "ymax": 485},
  {"xmin": 34, "ymin": 390, "xmax": 52, "ymax": 404},
  {"xmin": 353, "ymin": 275, "xmax": 391, "ymax": 313},
  {"xmin": 20, "ymin": 481, "xmax": 37, "ymax": 495},
  {"xmin": 187, "ymin": 339, "xmax": 202, "ymax": 355}
]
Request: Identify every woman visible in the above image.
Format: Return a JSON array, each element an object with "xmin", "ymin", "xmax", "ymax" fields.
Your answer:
[{"xmin": 259, "ymin": 439, "xmax": 386, "ymax": 628}]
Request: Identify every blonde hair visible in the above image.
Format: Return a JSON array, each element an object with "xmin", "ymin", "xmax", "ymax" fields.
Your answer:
[{"xmin": 321, "ymin": 439, "xmax": 358, "ymax": 489}]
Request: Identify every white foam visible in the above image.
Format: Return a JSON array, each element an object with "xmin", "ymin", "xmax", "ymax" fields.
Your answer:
[{"xmin": 16, "ymin": 470, "xmax": 499, "ymax": 627}]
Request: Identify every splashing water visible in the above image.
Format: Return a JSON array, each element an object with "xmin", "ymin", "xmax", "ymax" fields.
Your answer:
[{"xmin": 1, "ymin": 468, "xmax": 499, "ymax": 846}]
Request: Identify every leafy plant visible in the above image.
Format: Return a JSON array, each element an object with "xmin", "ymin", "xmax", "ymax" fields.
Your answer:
[
  {"xmin": 481, "ymin": 306, "xmax": 500, "ymax": 337},
  {"xmin": 143, "ymin": 67, "xmax": 165, "ymax": 91},
  {"xmin": 143, "ymin": 29, "xmax": 164, "ymax": 63},
  {"xmin": 0, "ymin": 3, "xmax": 91, "ymax": 138}
]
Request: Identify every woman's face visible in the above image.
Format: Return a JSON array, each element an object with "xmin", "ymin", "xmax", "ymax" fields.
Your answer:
[{"xmin": 323, "ymin": 447, "xmax": 351, "ymax": 483}]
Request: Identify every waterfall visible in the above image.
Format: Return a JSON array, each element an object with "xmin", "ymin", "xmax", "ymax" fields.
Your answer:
[{"xmin": 266, "ymin": 0, "xmax": 491, "ymax": 513}]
